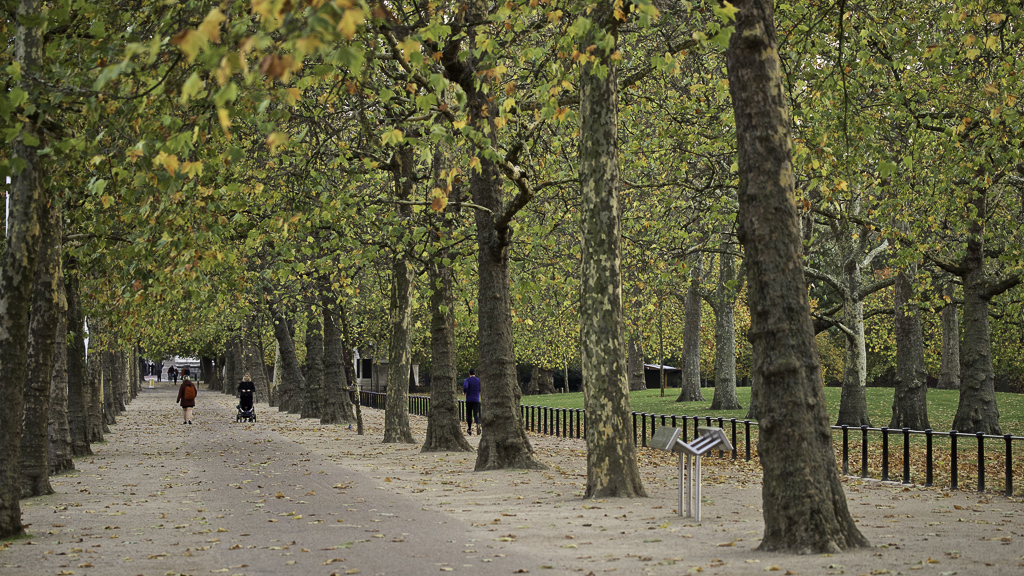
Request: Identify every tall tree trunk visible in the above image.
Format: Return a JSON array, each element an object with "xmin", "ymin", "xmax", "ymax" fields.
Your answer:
[
  {"xmin": 836, "ymin": 279, "xmax": 870, "ymax": 426},
  {"xmin": 22, "ymin": 185, "xmax": 62, "ymax": 498},
  {"xmin": 65, "ymin": 271, "xmax": 91, "ymax": 457},
  {"xmin": 438, "ymin": 0, "xmax": 542, "ymax": 470},
  {"xmin": 711, "ymin": 250, "xmax": 742, "ymax": 410},
  {"xmin": 337, "ymin": 306, "xmax": 363, "ymax": 434},
  {"xmin": 302, "ymin": 305, "xmax": 325, "ymax": 419},
  {"xmin": 383, "ymin": 145, "xmax": 416, "ymax": 443},
  {"xmin": 421, "ymin": 173, "xmax": 472, "ymax": 452},
  {"xmin": 676, "ymin": 253, "xmax": 705, "ymax": 402},
  {"xmin": 0, "ymin": 0, "xmax": 46, "ymax": 537},
  {"xmin": 321, "ymin": 301, "xmax": 356, "ymax": 425},
  {"xmin": 579, "ymin": 2, "xmax": 645, "ymax": 498},
  {"xmin": 626, "ymin": 333, "xmax": 647, "ymax": 391},
  {"xmin": 534, "ymin": 367, "xmax": 556, "ymax": 394},
  {"xmin": 243, "ymin": 329, "xmax": 270, "ymax": 404},
  {"xmin": 936, "ymin": 281, "xmax": 960, "ymax": 390},
  {"xmin": 85, "ymin": 320, "xmax": 106, "ymax": 443},
  {"xmin": 48, "ymin": 296, "xmax": 74, "ymax": 476},
  {"xmin": 890, "ymin": 267, "xmax": 929, "ymax": 430},
  {"xmin": 725, "ymin": 0, "xmax": 868, "ymax": 553},
  {"xmin": 952, "ymin": 211, "xmax": 1002, "ymax": 434},
  {"xmin": 270, "ymin": 302, "xmax": 306, "ymax": 414}
]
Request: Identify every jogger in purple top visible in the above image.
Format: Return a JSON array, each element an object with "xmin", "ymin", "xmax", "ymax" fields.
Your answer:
[{"xmin": 462, "ymin": 369, "xmax": 481, "ymax": 435}]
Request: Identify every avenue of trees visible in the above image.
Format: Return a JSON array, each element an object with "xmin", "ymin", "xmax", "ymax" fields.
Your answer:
[{"xmin": 2, "ymin": 0, "xmax": 1022, "ymax": 555}]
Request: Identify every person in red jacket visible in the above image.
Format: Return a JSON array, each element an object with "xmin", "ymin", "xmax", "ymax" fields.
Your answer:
[{"xmin": 177, "ymin": 379, "xmax": 197, "ymax": 424}]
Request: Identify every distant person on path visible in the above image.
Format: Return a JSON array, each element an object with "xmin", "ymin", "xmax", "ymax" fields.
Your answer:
[
  {"xmin": 169, "ymin": 366, "xmax": 178, "ymax": 385},
  {"xmin": 176, "ymin": 378, "xmax": 197, "ymax": 424},
  {"xmin": 238, "ymin": 372, "xmax": 256, "ymax": 397},
  {"xmin": 462, "ymin": 369, "xmax": 481, "ymax": 435}
]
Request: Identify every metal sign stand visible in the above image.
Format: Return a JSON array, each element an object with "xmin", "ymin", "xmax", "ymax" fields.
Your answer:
[{"xmin": 650, "ymin": 426, "xmax": 734, "ymax": 522}]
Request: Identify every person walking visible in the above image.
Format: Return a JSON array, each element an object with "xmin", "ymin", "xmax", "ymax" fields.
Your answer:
[
  {"xmin": 462, "ymin": 369, "xmax": 481, "ymax": 435},
  {"xmin": 169, "ymin": 366, "xmax": 178, "ymax": 385},
  {"xmin": 176, "ymin": 378, "xmax": 197, "ymax": 424}
]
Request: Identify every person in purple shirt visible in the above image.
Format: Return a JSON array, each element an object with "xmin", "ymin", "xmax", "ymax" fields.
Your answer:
[{"xmin": 462, "ymin": 369, "xmax": 481, "ymax": 435}]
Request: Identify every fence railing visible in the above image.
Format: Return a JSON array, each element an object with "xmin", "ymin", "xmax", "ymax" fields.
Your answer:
[{"xmin": 359, "ymin": 391, "xmax": 1023, "ymax": 496}]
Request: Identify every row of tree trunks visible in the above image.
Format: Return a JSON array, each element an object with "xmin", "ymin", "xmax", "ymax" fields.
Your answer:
[{"xmin": 65, "ymin": 270, "xmax": 92, "ymax": 457}]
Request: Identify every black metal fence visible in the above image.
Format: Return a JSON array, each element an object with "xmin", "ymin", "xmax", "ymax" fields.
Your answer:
[{"xmin": 359, "ymin": 391, "xmax": 1023, "ymax": 496}]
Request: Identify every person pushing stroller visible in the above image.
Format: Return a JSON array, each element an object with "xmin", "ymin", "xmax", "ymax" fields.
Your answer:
[{"xmin": 237, "ymin": 373, "xmax": 256, "ymax": 422}]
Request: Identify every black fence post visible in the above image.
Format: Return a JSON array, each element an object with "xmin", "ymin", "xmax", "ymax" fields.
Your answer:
[
  {"xmin": 902, "ymin": 428, "xmax": 911, "ymax": 485},
  {"xmin": 745, "ymin": 420, "xmax": 752, "ymax": 461},
  {"xmin": 632, "ymin": 412, "xmax": 638, "ymax": 446},
  {"xmin": 730, "ymin": 418, "xmax": 738, "ymax": 460},
  {"xmin": 977, "ymin": 431, "xmax": 986, "ymax": 493},
  {"xmin": 925, "ymin": 429, "xmax": 934, "ymax": 487},
  {"xmin": 861, "ymin": 425, "xmax": 869, "ymax": 479},
  {"xmin": 842, "ymin": 425, "xmax": 849, "ymax": 475},
  {"xmin": 882, "ymin": 427, "xmax": 890, "ymax": 482},
  {"xmin": 1005, "ymin": 435, "xmax": 1013, "ymax": 497},
  {"xmin": 951, "ymin": 430, "xmax": 959, "ymax": 490},
  {"xmin": 641, "ymin": 413, "xmax": 648, "ymax": 448}
]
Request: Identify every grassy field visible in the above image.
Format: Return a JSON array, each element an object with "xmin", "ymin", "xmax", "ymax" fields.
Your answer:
[{"xmin": 518, "ymin": 386, "xmax": 1024, "ymax": 437}]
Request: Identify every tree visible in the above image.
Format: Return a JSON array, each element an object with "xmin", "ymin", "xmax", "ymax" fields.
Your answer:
[
  {"xmin": 0, "ymin": 0, "xmax": 46, "ymax": 537},
  {"xmin": 723, "ymin": 0, "xmax": 869, "ymax": 553},
  {"xmin": 889, "ymin": 265, "xmax": 929, "ymax": 430},
  {"xmin": 577, "ymin": 0, "xmax": 647, "ymax": 498}
]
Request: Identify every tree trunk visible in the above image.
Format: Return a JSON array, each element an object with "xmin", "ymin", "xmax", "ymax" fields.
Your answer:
[
  {"xmin": 534, "ymin": 367, "xmax": 556, "ymax": 394},
  {"xmin": 48, "ymin": 298, "xmax": 74, "ymax": 476},
  {"xmin": 382, "ymin": 145, "xmax": 416, "ymax": 443},
  {"xmin": 936, "ymin": 281, "xmax": 960, "ymax": 390},
  {"xmin": 65, "ymin": 271, "xmax": 91, "ymax": 457},
  {"xmin": 422, "ymin": 217, "xmax": 473, "ymax": 452},
  {"xmin": 952, "ymin": 212, "xmax": 1002, "ymax": 434},
  {"xmin": 579, "ymin": 3, "xmax": 646, "ymax": 498},
  {"xmin": 321, "ymin": 301, "xmax": 356, "ymax": 425},
  {"xmin": 337, "ymin": 306, "xmax": 363, "ymax": 434},
  {"xmin": 85, "ymin": 320, "xmax": 106, "ymax": 443},
  {"xmin": 244, "ymin": 334, "xmax": 270, "ymax": 404},
  {"xmin": 676, "ymin": 253, "xmax": 705, "ymax": 402},
  {"xmin": 890, "ymin": 267, "xmax": 929, "ymax": 430},
  {"xmin": 22, "ymin": 184, "xmax": 63, "ymax": 498},
  {"xmin": 0, "ymin": 0, "xmax": 46, "ymax": 537},
  {"xmin": 270, "ymin": 302, "xmax": 306, "ymax": 414},
  {"xmin": 302, "ymin": 305, "xmax": 325, "ymax": 419},
  {"xmin": 627, "ymin": 333, "xmax": 647, "ymax": 391},
  {"xmin": 725, "ymin": 0, "xmax": 869, "ymax": 553},
  {"xmin": 835, "ymin": 277, "xmax": 870, "ymax": 426},
  {"xmin": 710, "ymin": 251, "xmax": 742, "ymax": 410}
]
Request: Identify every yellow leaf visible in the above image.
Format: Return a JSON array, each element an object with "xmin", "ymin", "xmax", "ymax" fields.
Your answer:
[
  {"xmin": 452, "ymin": 120, "xmax": 467, "ymax": 130},
  {"xmin": 284, "ymin": 87, "xmax": 302, "ymax": 106},
  {"xmin": 338, "ymin": 8, "xmax": 365, "ymax": 40},
  {"xmin": 397, "ymin": 39, "xmax": 421, "ymax": 63},
  {"xmin": 548, "ymin": 9, "xmax": 563, "ymax": 22},
  {"xmin": 199, "ymin": 8, "xmax": 226, "ymax": 43},
  {"xmin": 153, "ymin": 151, "xmax": 180, "ymax": 175},
  {"xmin": 170, "ymin": 29, "xmax": 203, "ymax": 62},
  {"xmin": 469, "ymin": 156, "xmax": 481, "ymax": 172},
  {"xmin": 217, "ymin": 108, "xmax": 231, "ymax": 135},
  {"xmin": 101, "ymin": 195, "xmax": 113, "ymax": 208},
  {"xmin": 381, "ymin": 129, "xmax": 404, "ymax": 146}
]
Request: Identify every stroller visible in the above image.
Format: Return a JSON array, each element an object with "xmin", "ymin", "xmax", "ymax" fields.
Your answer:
[{"xmin": 236, "ymin": 389, "xmax": 256, "ymax": 422}]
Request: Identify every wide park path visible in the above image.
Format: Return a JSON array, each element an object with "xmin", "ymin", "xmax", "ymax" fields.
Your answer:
[{"xmin": 4, "ymin": 382, "xmax": 1024, "ymax": 576}]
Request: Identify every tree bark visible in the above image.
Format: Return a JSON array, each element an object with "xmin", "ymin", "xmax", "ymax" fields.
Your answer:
[
  {"xmin": 627, "ymin": 333, "xmax": 647, "ymax": 391},
  {"xmin": 725, "ymin": 0, "xmax": 869, "ymax": 553},
  {"xmin": 422, "ymin": 157, "xmax": 473, "ymax": 452},
  {"xmin": 0, "ymin": 0, "xmax": 46, "ymax": 537},
  {"xmin": 302, "ymin": 305, "xmax": 325, "ymax": 419},
  {"xmin": 270, "ymin": 301, "xmax": 306, "ymax": 414},
  {"xmin": 889, "ymin": 267, "xmax": 929, "ymax": 430},
  {"xmin": 835, "ymin": 272, "xmax": 870, "ymax": 426},
  {"xmin": 321, "ymin": 301, "xmax": 356, "ymax": 425},
  {"xmin": 48, "ymin": 295, "xmax": 74, "ymax": 476},
  {"xmin": 710, "ymin": 250, "xmax": 742, "ymax": 410},
  {"xmin": 936, "ymin": 281, "xmax": 960, "ymax": 390},
  {"xmin": 22, "ymin": 185, "xmax": 63, "ymax": 498},
  {"xmin": 579, "ymin": 1, "xmax": 646, "ymax": 498},
  {"xmin": 534, "ymin": 367, "xmax": 556, "ymax": 395},
  {"xmin": 65, "ymin": 271, "xmax": 91, "ymax": 457},
  {"xmin": 85, "ymin": 320, "xmax": 106, "ymax": 442},
  {"xmin": 383, "ymin": 145, "xmax": 416, "ymax": 443},
  {"xmin": 676, "ymin": 253, "xmax": 705, "ymax": 402}
]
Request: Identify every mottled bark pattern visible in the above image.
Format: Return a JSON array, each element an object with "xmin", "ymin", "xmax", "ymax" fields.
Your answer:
[
  {"xmin": 836, "ymin": 281, "xmax": 870, "ymax": 426},
  {"xmin": 22, "ymin": 189, "xmax": 62, "ymax": 497},
  {"xmin": 627, "ymin": 335, "xmax": 647, "ymax": 391},
  {"xmin": 534, "ymin": 367, "xmax": 556, "ymax": 395},
  {"xmin": 65, "ymin": 271, "xmax": 91, "ymax": 457},
  {"xmin": 890, "ymin": 267, "xmax": 929, "ymax": 430},
  {"xmin": 422, "ymin": 215, "xmax": 473, "ymax": 452},
  {"xmin": 49, "ymin": 302, "xmax": 74, "ymax": 475},
  {"xmin": 936, "ymin": 282, "xmax": 960, "ymax": 390},
  {"xmin": 725, "ymin": 0, "xmax": 869, "ymax": 553},
  {"xmin": 86, "ymin": 320, "xmax": 106, "ymax": 442},
  {"xmin": 950, "ymin": 190, "xmax": 1010, "ymax": 435},
  {"xmin": 270, "ymin": 303, "xmax": 306, "ymax": 414},
  {"xmin": 321, "ymin": 303, "xmax": 356, "ymax": 425},
  {"xmin": 579, "ymin": 0, "xmax": 646, "ymax": 498},
  {"xmin": 710, "ymin": 251, "xmax": 742, "ymax": 410},
  {"xmin": 677, "ymin": 253, "xmax": 705, "ymax": 402},
  {"xmin": 435, "ymin": 5, "xmax": 542, "ymax": 467},
  {"xmin": 383, "ymin": 146, "xmax": 416, "ymax": 443},
  {"xmin": 302, "ymin": 307, "xmax": 325, "ymax": 419}
]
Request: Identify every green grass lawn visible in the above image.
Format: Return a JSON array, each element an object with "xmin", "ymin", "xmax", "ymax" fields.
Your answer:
[{"xmin": 519, "ymin": 386, "xmax": 1024, "ymax": 437}]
